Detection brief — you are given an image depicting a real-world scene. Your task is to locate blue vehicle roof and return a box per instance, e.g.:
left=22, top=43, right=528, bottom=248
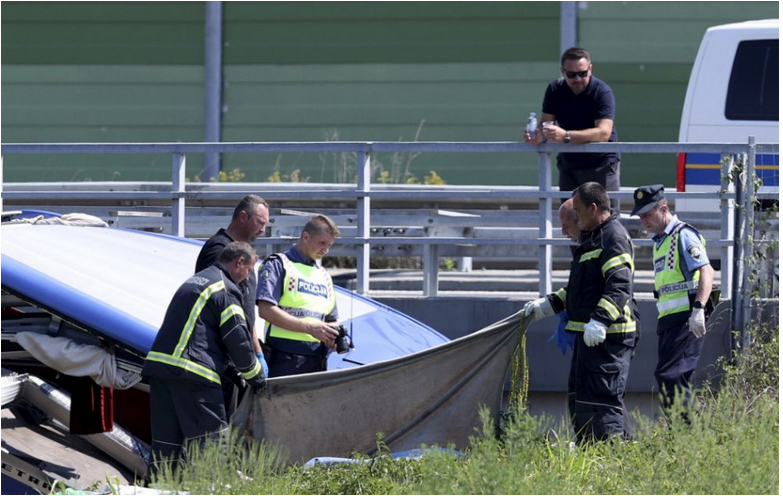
left=1, top=219, right=448, bottom=368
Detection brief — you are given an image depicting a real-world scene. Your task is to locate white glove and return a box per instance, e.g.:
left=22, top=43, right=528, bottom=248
left=583, top=319, right=607, bottom=347
left=689, top=307, right=707, bottom=338
left=523, top=297, right=555, bottom=322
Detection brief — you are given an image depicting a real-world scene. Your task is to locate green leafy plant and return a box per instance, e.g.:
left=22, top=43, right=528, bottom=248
left=218, top=168, right=246, bottom=183
left=724, top=153, right=779, bottom=299
left=440, top=258, right=456, bottom=271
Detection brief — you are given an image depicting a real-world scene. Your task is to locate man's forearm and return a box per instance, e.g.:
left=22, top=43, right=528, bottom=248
left=695, top=264, right=715, bottom=305
left=569, top=125, right=612, bottom=143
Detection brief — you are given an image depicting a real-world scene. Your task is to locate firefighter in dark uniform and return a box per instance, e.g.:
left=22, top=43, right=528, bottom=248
left=631, top=185, right=715, bottom=412
left=524, top=182, right=638, bottom=443
left=195, top=195, right=270, bottom=415
left=142, top=242, right=267, bottom=475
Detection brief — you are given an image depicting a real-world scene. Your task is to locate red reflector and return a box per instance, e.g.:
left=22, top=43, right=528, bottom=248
left=676, top=153, right=686, bottom=191
left=1, top=307, right=26, bottom=317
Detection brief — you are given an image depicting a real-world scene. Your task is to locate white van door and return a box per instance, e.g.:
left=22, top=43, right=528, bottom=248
left=677, top=20, right=779, bottom=212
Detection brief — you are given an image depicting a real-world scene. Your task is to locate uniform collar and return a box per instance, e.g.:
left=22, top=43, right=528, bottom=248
left=286, top=244, right=316, bottom=265
left=592, top=212, right=616, bottom=233
left=215, top=262, right=237, bottom=285
left=653, top=215, right=680, bottom=241
left=583, top=212, right=616, bottom=245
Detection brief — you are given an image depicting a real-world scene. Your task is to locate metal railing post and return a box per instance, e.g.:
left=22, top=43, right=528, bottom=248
left=731, top=152, right=747, bottom=344
left=741, top=137, right=757, bottom=338
left=423, top=229, right=439, bottom=297
left=538, top=151, right=553, bottom=295
left=356, top=149, right=371, bottom=294
left=560, top=2, right=578, bottom=52
left=719, top=153, right=735, bottom=299
left=203, top=1, right=223, bottom=181
left=172, top=153, right=186, bottom=237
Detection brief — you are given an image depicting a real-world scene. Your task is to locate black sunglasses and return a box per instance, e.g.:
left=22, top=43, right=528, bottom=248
left=563, top=70, right=589, bottom=79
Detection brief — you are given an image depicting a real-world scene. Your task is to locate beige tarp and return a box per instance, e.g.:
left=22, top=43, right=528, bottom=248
left=15, top=332, right=142, bottom=390
left=234, top=311, right=529, bottom=464
left=12, top=213, right=109, bottom=227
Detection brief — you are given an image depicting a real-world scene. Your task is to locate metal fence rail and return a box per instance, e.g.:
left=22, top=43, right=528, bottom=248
left=1, top=140, right=778, bottom=331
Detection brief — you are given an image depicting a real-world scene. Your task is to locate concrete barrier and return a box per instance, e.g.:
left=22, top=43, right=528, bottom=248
left=375, top=295, right=778, bottom=424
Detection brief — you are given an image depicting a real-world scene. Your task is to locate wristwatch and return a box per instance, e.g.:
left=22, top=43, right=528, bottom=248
left=563, top=131, right=571, bottom=144
left=693, top=300, right=704, bottom=310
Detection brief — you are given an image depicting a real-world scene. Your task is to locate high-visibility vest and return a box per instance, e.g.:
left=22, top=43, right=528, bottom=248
left=267, top=254, right=336, bottom=343
left=653, top=222, right=704, bottom=318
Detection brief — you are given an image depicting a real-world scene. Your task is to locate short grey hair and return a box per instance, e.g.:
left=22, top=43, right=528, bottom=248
left=219, top=241, right=256, bottom=265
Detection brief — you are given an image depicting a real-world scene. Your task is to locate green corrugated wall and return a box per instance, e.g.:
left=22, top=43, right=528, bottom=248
left=219, top=2, right=559, bottom=184
left=1, top=1, right=206, bottom=181
left=1, top=1, right=777, bottom=185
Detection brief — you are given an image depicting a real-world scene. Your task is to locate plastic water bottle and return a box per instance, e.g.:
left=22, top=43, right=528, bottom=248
left=526, top=112, right=538, bottom=140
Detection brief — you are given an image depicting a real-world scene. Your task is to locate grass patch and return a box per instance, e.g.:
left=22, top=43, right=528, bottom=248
left=148, top=327, right=779, bottom=495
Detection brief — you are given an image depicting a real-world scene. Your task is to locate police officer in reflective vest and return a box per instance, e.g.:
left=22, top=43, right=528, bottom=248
left=525, top=182, right=638, bottom=443
left=257, top=215, right=342, bottom=377
left=631, top=185, right=715, bottom=411
left=142, top=241, right=267, bottom=475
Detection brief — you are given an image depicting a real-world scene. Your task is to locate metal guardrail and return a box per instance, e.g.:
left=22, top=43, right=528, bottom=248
left=1, top=140, right=778, bottom=331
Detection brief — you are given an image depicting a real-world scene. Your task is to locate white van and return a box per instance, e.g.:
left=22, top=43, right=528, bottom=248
left=677, top=19, right=779, bottom=212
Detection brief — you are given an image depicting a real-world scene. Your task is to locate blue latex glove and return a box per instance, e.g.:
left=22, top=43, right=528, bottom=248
left=548, top=311, right=575, bottom=355
left=256, top=352, right=269, bottom=378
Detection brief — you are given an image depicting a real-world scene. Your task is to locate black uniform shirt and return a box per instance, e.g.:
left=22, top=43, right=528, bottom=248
left=196, top=228, right=257, bottom=331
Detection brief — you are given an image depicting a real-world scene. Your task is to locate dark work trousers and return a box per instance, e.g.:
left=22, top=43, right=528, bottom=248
left=268, top=348, right=326, bottom=378
left=558, top=161, right=621, bottom=214
left=655, top=314, right=705, bottom=410
left=148, top=377, right=228, bottom=477
left=567, top=335, right=633, bottom=444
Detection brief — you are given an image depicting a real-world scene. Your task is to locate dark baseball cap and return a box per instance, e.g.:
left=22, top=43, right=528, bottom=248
left=631, top=184, right=665, bottom=216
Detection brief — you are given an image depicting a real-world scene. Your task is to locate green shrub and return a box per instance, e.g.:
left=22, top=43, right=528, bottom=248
left=720, top=326, right=779, bottom=402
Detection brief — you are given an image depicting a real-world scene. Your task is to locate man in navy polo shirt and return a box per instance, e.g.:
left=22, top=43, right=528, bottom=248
left=525, top=47, right=621, bottom=213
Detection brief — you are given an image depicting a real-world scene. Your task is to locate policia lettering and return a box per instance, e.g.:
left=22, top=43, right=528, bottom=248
left=653, top=222, right=705, bottom=318
left=266, top=253, right=335, bottom=344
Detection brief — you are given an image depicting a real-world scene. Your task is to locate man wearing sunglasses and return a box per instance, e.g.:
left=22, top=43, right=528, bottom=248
left=525, top=47, right=620, bottom=213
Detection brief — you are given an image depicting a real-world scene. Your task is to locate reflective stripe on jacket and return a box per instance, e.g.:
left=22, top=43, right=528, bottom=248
left=142, top=264, right=264, bottom=387
left=548, top=214, right=637, bottom=340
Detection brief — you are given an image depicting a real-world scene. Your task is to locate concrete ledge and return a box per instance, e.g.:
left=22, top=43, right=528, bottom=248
left=373, top=296, right=778, bottom=395
left=374, top=295, right=777, bottom=423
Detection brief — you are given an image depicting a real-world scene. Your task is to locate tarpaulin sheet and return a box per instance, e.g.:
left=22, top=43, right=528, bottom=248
left=234, top=311, right=529, bottom=464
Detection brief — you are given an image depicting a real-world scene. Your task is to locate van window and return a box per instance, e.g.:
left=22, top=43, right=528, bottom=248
left=725, top=39, right=779, bottom=121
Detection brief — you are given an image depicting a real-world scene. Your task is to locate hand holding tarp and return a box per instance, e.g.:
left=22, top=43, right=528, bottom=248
left=523, top=298, right=554, bottom=322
